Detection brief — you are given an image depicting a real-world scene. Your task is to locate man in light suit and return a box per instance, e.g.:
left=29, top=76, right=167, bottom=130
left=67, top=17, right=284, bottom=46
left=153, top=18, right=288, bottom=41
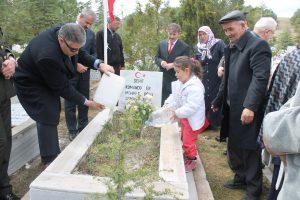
left=65, top=10, right=97, bottom=141
left=155, top=23, right=190, bottom=105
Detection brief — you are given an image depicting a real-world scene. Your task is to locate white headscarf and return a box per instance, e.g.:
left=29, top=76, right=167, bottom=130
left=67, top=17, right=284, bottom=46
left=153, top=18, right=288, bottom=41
left=197, top=26, right=220, bottom=61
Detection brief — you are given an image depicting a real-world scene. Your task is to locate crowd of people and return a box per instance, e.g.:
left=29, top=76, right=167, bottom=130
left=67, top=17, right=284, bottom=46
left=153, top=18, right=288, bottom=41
left=0, top=8, right=299, bottom=200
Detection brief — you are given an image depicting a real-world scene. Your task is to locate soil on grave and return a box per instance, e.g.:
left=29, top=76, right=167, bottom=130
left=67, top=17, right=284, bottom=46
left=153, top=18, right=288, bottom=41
left=197, top=130, right=271, bottom=200
left=75, top=112, right=160, bottom=180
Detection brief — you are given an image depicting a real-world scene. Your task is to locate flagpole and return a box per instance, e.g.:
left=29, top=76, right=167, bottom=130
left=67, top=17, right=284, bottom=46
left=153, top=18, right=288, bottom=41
left=103, top=0, right=108, bottom=64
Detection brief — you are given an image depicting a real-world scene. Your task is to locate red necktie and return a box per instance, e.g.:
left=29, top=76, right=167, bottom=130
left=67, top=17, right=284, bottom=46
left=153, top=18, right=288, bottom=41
left=168, top=42, right=174, bottom=54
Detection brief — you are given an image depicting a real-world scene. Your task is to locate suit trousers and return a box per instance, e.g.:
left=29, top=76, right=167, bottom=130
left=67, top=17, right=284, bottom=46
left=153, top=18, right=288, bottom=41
left=161, top=75, right=175, bottom=106
left=36, top=122, right=60, bottom=164
left=64, top=75, right=89, bottom=136
left=227, top=144, right=263, bottom=197
left=0, top=98, right=12, bottom=195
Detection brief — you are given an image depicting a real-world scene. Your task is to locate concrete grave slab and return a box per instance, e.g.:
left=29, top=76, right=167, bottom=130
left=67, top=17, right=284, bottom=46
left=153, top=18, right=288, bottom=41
left=29, top=109, right=194, bottom=199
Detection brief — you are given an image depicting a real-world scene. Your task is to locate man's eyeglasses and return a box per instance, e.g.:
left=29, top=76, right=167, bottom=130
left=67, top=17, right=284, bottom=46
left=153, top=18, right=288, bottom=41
left=63, top=38, right=80, bottom=52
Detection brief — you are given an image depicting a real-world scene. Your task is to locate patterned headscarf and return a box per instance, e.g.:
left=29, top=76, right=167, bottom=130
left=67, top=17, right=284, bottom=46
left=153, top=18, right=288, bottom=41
left=197, top=26, right=220, bottom=61
left=258, top=48, right=300, bottom=148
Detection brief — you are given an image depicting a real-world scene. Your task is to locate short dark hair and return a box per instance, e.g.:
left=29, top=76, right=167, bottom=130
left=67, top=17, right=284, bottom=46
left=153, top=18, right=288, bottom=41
left=108, top=16, right=121, bottom=23
left=168, top=23, right=181, bottom=33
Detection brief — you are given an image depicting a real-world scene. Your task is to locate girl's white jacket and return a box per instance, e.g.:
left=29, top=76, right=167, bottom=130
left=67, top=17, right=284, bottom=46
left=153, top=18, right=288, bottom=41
left=164, top=75, right=206, bottom=131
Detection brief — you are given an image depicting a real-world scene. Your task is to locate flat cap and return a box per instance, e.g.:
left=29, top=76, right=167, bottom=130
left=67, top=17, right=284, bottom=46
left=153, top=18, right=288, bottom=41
left=219, top=10, right=247, bottom=24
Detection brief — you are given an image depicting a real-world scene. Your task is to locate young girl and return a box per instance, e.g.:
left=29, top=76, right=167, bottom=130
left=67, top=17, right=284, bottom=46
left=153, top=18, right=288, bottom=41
left=164, top=56, right=209, bottom=172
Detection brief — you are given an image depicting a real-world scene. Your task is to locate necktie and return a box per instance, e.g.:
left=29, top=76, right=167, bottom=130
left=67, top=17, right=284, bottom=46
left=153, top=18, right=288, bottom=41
left=168, top=42, right=174, bottom=54
left=64, top=57, right=75, bottom=74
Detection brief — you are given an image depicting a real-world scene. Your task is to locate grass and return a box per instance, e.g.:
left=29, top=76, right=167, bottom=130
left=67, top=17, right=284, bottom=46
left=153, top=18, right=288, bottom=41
left=197, top=130, right=270, bottom=200
left=76, top=112, right=160, bottom=178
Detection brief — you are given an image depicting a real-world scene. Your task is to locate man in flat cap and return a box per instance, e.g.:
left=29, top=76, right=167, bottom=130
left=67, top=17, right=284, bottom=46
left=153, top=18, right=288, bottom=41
left=212, top=10, right=272, bottom=200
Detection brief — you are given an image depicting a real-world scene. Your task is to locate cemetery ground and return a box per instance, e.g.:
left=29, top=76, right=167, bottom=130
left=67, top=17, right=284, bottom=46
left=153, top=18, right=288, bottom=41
left=9, top=80, right=271, bottom=199
left=11, top=127, right=271, bottom=199
left=198, top=130, right=270, bottom=200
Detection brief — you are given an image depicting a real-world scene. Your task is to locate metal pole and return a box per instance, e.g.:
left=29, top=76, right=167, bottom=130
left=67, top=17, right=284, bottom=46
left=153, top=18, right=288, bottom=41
left=103, top=0, right=108, bottom=64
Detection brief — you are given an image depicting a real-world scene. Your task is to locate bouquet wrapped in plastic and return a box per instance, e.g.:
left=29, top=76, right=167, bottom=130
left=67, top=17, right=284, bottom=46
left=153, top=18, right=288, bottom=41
left=145, top=106, right=177, bottom=127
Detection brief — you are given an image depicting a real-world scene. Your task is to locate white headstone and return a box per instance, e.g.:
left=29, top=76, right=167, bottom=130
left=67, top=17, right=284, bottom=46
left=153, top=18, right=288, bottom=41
left=11, top=103, right=30, bottom=126
left=90, top=70, right=100, bottom=81
left=119, top=70, right=163, bottom=109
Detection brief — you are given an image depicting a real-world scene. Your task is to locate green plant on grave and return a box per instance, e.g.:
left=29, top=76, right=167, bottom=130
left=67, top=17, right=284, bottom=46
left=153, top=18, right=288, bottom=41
left=95, top=114, right=160, bottom=200
left=125, top=94, right=154, bottom=137
left=79, top=111, right=180, bottom=200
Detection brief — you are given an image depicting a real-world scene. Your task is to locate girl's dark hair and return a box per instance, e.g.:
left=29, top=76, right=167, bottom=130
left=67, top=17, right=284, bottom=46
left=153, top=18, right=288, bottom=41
left=173, top=56, right=203, bottom=79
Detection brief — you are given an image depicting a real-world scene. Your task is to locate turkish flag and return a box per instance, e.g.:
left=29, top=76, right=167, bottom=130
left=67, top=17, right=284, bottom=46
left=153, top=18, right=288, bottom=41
left=108, top=0, right=115, bottom=22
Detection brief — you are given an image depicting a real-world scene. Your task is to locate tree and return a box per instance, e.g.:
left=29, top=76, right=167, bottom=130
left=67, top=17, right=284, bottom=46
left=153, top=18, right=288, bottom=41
left=177, top=0, right=245, bottom=51
left=244, top=5, right=277, bottom=30
left=277, top=30, right=295, bottom=50
left=291, top=9, right=300, bottom=44
left=120, top=0, right=173, bottom=70
left=0, top=0, right=81, bottom=46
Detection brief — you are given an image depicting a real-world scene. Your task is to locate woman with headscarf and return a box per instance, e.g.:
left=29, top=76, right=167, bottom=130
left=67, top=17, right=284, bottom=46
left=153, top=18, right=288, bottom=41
left=195, top=26, right=225, bottom=129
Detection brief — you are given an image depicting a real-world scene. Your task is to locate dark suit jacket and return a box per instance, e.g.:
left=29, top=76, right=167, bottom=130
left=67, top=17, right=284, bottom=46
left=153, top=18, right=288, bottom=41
left=14, top=26, right=96, bottom=125
left=96, top=29, right=124, bottom=68
left=155, top=39, right=190, bottom=104
left=212, top=30, right=271, bottom=150
left=0, top=41, right=15, bottom=102
left=78, top=28, right=96, bottom=80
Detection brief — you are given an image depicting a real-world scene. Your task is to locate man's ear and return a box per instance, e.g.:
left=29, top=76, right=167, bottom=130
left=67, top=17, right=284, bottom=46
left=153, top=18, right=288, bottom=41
left=58, top=36, right=64, bottom=45
left=241, top=21, right=248, bottom=29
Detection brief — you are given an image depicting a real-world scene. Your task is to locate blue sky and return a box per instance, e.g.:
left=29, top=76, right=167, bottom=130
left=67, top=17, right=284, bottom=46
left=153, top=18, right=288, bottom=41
left=81, top=0, right=300, bottom=18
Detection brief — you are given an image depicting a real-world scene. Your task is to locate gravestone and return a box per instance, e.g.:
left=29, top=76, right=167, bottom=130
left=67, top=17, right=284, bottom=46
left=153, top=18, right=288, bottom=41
left=11, top=103, right=30, bottom=127
left=9, top=103, right=39, bottom=175
left=90, top=69, right=100, bottom=81
left=119, top=70, right=163, bottom=109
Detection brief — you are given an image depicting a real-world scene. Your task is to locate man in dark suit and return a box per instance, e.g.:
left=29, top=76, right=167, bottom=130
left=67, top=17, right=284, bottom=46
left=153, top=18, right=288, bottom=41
left=0, top=29, right=19, bottom=200
left=14, top=23, right=114, bottom=166
left=96, top=16, right=125, bottom=75
left=65, top=10, right=97, bottom=141
left=155, top=23, right=190, bottom=105
left=212, top=11, right=272, bottom=200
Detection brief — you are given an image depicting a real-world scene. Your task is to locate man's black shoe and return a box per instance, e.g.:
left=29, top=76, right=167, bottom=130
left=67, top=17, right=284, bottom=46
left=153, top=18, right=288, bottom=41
left=69, top=133, right=77, bottom=141
left=224, top=180, right=246, bottom=189
left=241, top=193, right=260, bottom=200
left=0, top=192, right=20, bottom=200
left=215, top=136, right=226, bottom=143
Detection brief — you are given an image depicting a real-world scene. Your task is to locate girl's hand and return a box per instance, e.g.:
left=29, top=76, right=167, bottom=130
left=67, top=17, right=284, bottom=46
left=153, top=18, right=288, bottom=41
left=170, top=110, right=178, bottom=122
left=211, top=104, right=218, bottom=112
